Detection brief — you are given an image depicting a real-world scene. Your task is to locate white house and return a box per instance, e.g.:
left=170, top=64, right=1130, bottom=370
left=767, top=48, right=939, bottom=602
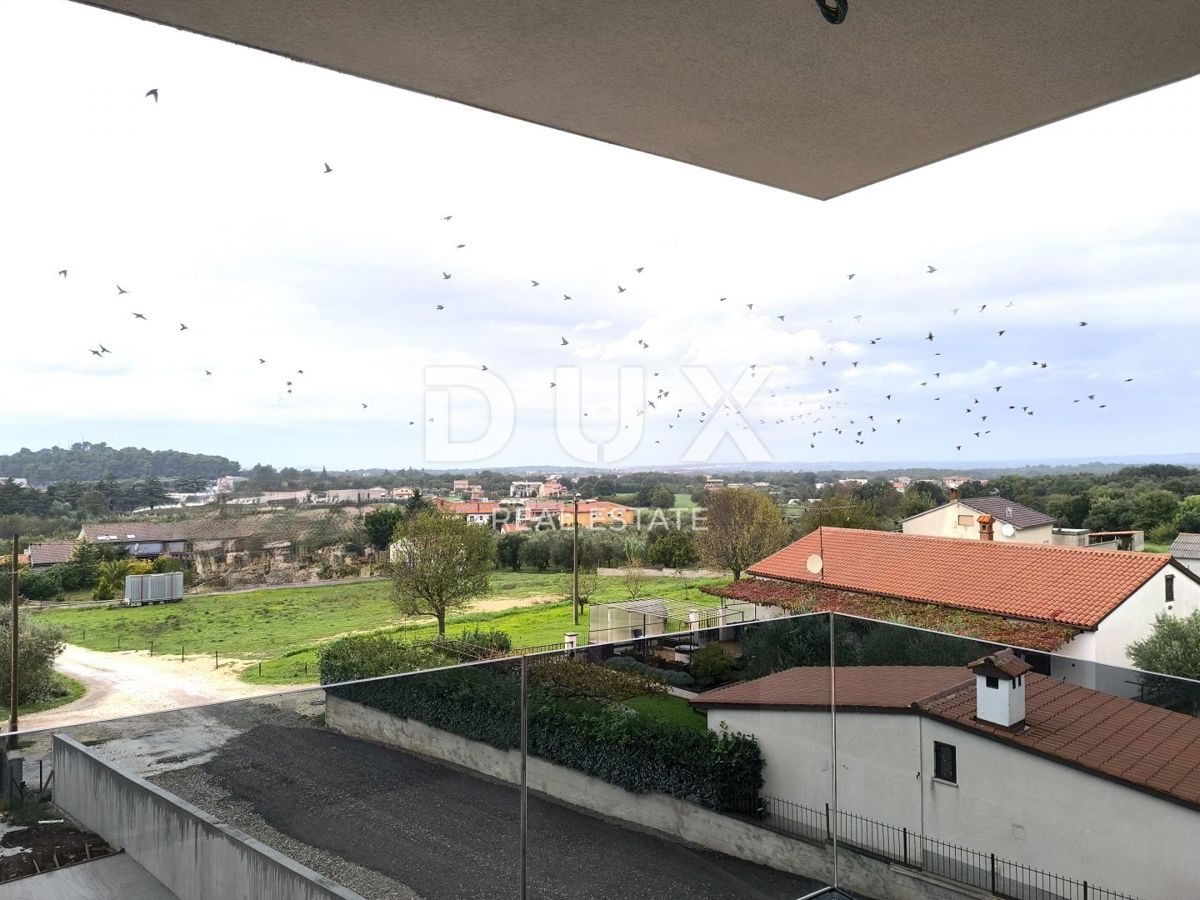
left=742, top=527, right=1200, bottom=694
left=693, top=653, right=1200, bottom=900
left=1170, top=533, right=1200, bottom=575
left=902, top=494, right=1055, bottom=544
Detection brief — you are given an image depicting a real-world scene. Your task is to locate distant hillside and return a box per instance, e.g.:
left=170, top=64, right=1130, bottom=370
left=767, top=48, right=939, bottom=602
left=0, top=442, right=240, bottom=484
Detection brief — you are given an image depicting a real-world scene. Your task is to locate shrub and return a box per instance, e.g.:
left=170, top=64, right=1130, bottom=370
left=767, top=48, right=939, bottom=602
left=530, top=658, right=665, bottom=701
left=0, top=611, right=66, bottom=706
left=331, top=662, right=762, bottom=812
left=152, top=556, right=184, bottom=574
left=689, top=643, right=735, bottom=690
left=605, top=655, right=695, bottom=688
left=318, top=634, right=449, bottom=684
left=454, top=626, right=513, bottom=654
left=17, top=567, right=63, bottom=601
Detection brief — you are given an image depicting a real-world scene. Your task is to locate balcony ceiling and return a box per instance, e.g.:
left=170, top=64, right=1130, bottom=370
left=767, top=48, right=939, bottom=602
left=73, top=1, right=1200, bottom=199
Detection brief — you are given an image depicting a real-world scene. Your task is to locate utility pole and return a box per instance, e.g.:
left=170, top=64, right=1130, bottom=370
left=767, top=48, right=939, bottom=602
left=8, top=533, right=19, bottom=747
left=571, top=494, right=580, bottom=627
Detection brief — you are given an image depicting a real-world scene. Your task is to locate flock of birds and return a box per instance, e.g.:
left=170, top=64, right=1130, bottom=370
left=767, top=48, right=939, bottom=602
left=68, top=87, right=1137, bottom=456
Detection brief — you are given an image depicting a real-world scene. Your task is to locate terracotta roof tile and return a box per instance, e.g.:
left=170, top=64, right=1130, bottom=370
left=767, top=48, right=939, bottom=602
left=27, top=540, right=77, bottom=566
left=919, top=673, right=1200, bottom=810
left=692, top=666, right=969, bottom=711
left=747, top=528, right=1173, bottom=629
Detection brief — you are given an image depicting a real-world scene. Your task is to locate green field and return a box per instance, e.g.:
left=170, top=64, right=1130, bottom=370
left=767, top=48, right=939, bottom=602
left=1, top=674, right=86, bottom=718
left=36, top=572, right=725, bottom=685
left=622, top=693, right=707, bottom=733
left=672, top=493, right=697, bottom=510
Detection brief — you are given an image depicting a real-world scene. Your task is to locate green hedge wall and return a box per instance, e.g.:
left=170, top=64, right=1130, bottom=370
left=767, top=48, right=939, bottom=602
left=330, top=661, right=762, bottom=812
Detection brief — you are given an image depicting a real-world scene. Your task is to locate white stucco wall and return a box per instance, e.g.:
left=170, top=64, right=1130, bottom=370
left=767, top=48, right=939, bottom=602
left=707, top=706, right=1200, bottom=900
left=1054, top=565, right=1200, bottom=690
left=900, top=502, right=1051, bottom=544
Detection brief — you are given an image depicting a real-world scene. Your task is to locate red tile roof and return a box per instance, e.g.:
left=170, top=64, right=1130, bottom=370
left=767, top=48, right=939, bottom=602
left=747, top=528, right=1175, bottom=630
left=695, top=664, right=1200, bottom=809
left=692, top=666, right=967, bottom=711
left=920, top=673, right=1200, bottom=809
left=27, top=540, right=77, bottom=566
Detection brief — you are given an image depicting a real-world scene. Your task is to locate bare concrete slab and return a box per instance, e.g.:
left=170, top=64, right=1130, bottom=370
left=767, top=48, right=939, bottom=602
left=0, top=854, right=176, bottom=900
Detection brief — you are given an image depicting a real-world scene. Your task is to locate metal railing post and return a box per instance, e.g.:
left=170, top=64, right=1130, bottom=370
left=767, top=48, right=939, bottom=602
left=903, top=827, right=908, bottom=867
left=990, top=853, right=997, bottom=893
left=519, top=656, right=528, bottom=900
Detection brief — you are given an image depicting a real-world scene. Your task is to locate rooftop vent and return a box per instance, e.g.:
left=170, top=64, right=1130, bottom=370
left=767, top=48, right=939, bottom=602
left=968, top=649, right=1032, bottom=729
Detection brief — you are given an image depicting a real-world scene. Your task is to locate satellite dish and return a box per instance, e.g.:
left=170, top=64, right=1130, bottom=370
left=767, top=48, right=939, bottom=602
left=806, top=554, right=824, bottom=575
left=1001, top=523, right=1016, bottom=538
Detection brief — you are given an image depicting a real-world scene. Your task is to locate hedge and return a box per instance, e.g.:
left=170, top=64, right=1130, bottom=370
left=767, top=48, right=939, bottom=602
left=331, top=660, right=761, bottom=811
left=318, top=634, right=451, bottom=684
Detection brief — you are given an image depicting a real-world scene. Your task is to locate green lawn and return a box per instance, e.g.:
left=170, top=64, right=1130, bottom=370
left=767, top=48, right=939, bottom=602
left=35, top=572, right=726, bottom=686
left=0, top=673, right=86, bottom=718
left=672, top=493, right=697, bottom=510
left=1143, top=542, right=1172, bottom=553
left=623, top=693, right=708, bottom=733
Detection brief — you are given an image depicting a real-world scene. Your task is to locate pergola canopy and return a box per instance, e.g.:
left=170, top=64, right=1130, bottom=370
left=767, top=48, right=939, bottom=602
left=74, top=1, right=1200, bottom=198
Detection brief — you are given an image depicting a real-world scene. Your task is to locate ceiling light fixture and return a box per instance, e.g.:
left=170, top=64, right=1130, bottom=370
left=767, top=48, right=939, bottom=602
left=815, top=0, right=848, bottom=25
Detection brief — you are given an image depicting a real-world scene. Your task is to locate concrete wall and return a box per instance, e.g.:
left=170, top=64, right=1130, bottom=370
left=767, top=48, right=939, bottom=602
left=325, top=694, right=991, bottom=900
left=52, top=735, right=365, bottom=900
left=901, top=502, right=1051, bottom=544
left=706, top=706, right=1199, bottom=900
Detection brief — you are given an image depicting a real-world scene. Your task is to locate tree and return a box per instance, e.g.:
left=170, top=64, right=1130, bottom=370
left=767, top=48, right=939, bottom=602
left=1132, top=489, right=1180, bottom=533
left=390, top=511, right=495, bottom=636
left=496, top=532, right=528, bottom=571
left=79, top=488, right=109, bottom=518
left=518, top=533, right=553, bottom=572
left=0, top=610, right=67, bottom=707
left=696, top=489, right=789, bottom=580
left=1177, top=496, right=1200, bottom=535
left=623, top=550, right=648, bottom=600
left=94, top=558, right=132, bottom=601
left=1128, top=611, right=1200, bottom=681
left=405, top=489, right=433, bottom=517
left=364, top=505, right=406, bottom=551
left=650, top=486, right=675, bottom=509
left=646, top=528, right=699, bottom=569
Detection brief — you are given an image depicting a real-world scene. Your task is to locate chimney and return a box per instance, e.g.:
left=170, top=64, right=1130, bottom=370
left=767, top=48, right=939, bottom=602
left=977, top=513, right=994, bottom=541
left=968, top=650, right=1032, bottom=729
left=949, top=486, right=959, bottom=503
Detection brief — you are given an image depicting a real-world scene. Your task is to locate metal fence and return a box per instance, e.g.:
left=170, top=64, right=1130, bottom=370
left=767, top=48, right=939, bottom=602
left=751, top=795, right=1140, bottom=900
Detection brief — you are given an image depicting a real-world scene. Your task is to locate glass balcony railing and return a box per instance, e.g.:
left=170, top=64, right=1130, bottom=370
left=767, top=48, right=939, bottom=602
left=2, top=613, right=1195, bottom=899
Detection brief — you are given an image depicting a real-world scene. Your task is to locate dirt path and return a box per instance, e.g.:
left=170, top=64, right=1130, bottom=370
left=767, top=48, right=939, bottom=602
left=20, top=644, right=293, bottom=732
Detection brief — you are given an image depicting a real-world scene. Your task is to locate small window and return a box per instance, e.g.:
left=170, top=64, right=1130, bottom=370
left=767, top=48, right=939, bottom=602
left=934, top=742, right=957, bottom=783
left=1013, top=676, right=1022, bottom=688
left=957, top=514, right=975, bottom=526
left=985, top=675, right=999, bottom=689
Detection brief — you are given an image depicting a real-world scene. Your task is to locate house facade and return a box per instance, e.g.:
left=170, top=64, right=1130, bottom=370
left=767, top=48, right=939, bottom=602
left=693, top=657, right=1200, bottom=900
left=902, top=495, right=1055, bottom=545
left=560, top=500, right=636, bottom=529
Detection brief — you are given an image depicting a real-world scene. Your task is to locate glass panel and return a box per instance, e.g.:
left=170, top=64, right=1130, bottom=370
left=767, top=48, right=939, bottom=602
left=829, top=613, right=1200, bottom=900
left=522, top=613, right=837, bottom=898
left=3, top=657, right=522, bottom=900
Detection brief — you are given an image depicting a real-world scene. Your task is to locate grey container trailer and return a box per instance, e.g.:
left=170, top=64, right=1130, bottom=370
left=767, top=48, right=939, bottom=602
left=122, top=572, right=184, bottom=606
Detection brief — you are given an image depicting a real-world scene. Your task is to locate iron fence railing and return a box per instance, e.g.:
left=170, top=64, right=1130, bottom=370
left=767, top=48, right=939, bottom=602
left=750, top=794, right=1140, bottom=900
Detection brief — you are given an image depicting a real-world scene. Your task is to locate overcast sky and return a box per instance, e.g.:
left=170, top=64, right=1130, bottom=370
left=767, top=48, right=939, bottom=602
left=2, top=1, right=1198, bottom=473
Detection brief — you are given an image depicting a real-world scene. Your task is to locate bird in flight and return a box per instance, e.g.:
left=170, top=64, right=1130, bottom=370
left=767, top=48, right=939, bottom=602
left=925, top=332, right=934, bottom=341
left=117, top=284, right=129, bottom=294
left=456, top=244, right=466, bottom=249
left=617, top=285, right=626, bottom=293
left=297, top=369, right=304, bottom=374
left=132, top=312, right=147, bottom=320
left=258, top=358, right=266, bottom=365
left=635, top=267, right=644, bottom=274
left=145, top=88, right=158, bottom=102
left=562, top=293, right=572, bottom=301
left=481, top=365, right=488, bottom=371
left=58, top=269, right=67, bottom=278
left=99, top=344, right=110, bottom=354
left=361, top=403, right=368, bottom=409
left=435, top=304, right=444, bottom=310
left=549, top=381, right=557, bottom=388
left=531, top=280, right=540, bottom=287
left=89, top=348, right=103, bottom=357
left=1079, top=321, right=1089, bottom=326
left=746, top=303, right=754, bottom=311
left=179, top=323, right=188, bottom=331
left=847, top=274, right=855, bottom=280
left=443, top=215, right=453, bottom=221
left=323, top=163, right=332, bottom=174
left=777, top=315, right=785, bottom=322
left=205, top=370, right=212, bottom=376
left=560, top=337, right=569, bottom=346
left=442, top=272, right=451, bottom=280
left=927, top=265, right=937, bottom=274
left=950, top=308, right=959, bottom=315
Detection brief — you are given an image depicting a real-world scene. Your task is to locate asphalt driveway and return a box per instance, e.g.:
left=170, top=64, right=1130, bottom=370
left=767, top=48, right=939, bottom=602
left=201, top=724, right=829, bottom=900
